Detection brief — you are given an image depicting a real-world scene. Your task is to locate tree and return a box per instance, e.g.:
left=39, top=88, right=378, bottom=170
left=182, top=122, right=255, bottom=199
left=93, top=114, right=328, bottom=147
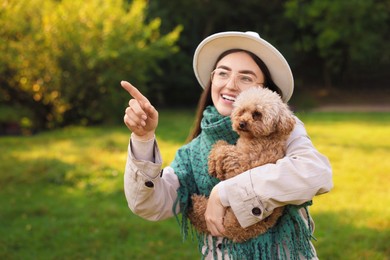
left=284, top=0, right=390, bottom=87
left=0, top=0, right=182, bottom=130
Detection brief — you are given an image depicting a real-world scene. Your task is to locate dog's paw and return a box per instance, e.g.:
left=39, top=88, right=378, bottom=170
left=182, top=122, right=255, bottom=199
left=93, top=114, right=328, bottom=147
left=208, top=140, right=230, bottom=179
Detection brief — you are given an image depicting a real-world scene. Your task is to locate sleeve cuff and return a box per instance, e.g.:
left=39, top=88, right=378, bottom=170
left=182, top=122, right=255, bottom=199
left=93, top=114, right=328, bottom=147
left=216, top=182, right=229, bottom=207
left=130, top=133, right=156, bottom=162
left=223, top=169, right=271, bottom=228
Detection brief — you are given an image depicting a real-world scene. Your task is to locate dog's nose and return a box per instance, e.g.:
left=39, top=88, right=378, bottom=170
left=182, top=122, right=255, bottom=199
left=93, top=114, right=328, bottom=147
left=239, top=121, right=247, bottom=129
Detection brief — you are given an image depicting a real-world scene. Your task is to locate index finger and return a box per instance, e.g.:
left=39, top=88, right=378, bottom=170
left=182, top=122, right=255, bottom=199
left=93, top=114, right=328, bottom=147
left=121, top=80, right=149, bottom=104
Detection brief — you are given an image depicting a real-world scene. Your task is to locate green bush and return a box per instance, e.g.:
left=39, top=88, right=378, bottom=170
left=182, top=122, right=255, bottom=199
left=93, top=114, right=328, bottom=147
left=0, top=105, right=34, bottom=135
left=0, top=0, right=182, bottom=130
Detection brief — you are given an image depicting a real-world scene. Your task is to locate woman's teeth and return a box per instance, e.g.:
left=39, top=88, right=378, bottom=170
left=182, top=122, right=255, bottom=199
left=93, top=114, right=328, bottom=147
left=222, top=94, right=236, bottom=102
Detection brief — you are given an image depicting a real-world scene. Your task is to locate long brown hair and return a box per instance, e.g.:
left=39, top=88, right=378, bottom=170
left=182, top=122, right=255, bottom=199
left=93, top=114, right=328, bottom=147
left=186, top=49, right=282, bottom=142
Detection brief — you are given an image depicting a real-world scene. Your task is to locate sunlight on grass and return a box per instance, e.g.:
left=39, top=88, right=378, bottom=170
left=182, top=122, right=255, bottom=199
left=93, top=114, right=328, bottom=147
left=305, top=116, right=390, bottom=218
left=1, top=111, right=389, bottom=259
left=297, top=112, right=390, bottom=259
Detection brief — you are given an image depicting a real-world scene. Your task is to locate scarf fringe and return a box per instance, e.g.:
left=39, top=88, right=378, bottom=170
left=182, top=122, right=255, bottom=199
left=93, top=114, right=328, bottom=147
left=193, top=204, right=315, bottom=260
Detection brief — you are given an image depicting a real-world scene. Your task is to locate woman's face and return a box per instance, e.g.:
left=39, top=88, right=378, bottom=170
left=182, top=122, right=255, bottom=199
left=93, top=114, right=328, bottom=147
left=211, top=51, right=265, bottom=116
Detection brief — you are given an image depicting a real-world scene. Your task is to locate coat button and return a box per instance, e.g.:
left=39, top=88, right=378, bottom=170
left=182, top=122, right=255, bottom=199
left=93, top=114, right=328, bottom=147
left=145, top=181, right=154, bottom=188
left=252, top=207, right=262, bottom=216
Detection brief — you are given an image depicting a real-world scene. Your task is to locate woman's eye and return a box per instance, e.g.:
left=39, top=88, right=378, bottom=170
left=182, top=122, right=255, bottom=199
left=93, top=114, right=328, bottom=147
left=217, top=71, right=229, bottom=78
left=240, top=75, right=254, bottom=83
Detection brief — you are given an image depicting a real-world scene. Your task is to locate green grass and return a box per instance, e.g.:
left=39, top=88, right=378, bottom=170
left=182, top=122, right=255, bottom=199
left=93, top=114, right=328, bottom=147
left=0, top=110, right=389, bottom=260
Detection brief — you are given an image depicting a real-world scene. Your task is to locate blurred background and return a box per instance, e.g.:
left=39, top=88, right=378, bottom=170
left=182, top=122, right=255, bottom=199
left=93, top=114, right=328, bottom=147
left=1, top=0, right=389, bottom=259
left=1, top=0, right=389, bottom=134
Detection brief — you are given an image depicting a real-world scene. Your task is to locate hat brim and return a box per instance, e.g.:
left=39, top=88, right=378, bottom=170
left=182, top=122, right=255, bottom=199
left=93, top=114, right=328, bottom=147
left=193, top=31, right=293, bottom=102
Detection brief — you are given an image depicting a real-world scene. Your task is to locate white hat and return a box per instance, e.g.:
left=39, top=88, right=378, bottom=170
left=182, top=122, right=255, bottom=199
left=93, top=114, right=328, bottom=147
left=193, top=31, right=294, bottom=102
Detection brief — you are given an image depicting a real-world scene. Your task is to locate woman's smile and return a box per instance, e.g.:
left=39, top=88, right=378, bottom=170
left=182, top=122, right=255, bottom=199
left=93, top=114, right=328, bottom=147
left=221, top=93, right=237, bottom=103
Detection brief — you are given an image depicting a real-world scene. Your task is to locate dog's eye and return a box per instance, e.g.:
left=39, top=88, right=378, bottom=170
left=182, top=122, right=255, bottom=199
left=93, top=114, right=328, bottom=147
left=252, top=111, right=262, bottom=120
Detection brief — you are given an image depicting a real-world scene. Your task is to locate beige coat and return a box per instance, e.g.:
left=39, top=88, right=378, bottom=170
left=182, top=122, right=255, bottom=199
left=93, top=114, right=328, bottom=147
left=124, top=117, right=332, bottom=259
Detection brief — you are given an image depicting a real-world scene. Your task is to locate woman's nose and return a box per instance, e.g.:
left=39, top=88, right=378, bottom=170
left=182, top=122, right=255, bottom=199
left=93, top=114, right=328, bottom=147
left=225, top=77, right=239, bottom=90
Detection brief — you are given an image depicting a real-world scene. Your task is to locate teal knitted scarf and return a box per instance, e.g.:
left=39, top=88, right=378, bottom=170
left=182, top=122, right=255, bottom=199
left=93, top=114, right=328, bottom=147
left=172, top=106, right=315, bottom=260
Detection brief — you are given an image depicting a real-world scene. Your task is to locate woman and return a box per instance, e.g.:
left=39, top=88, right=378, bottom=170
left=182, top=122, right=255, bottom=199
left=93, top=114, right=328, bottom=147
left=121, top=31, right=333, bottom=259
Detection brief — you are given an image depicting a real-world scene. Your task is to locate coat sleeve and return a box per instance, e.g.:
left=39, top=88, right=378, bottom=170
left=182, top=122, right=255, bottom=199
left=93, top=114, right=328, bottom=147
left=217, top=117, right=333, bottom=228
left=124, top=135, right=180, bottom=221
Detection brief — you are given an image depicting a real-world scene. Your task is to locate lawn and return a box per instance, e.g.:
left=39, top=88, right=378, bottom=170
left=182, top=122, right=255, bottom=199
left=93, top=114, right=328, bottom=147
left=0, top=110, right=389, bottom=260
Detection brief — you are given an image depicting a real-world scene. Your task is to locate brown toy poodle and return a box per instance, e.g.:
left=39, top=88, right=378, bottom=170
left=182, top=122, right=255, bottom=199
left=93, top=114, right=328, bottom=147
left=189, top=87, right=296, bottom=243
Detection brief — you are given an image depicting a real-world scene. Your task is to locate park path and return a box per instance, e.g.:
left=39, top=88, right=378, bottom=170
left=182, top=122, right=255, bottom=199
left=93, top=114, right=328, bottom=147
left=313, top=104, right=390, bottom=112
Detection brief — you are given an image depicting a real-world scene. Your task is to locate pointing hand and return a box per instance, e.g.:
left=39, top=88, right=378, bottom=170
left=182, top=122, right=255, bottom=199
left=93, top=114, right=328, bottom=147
left=121, top=81, right=159, bottom=140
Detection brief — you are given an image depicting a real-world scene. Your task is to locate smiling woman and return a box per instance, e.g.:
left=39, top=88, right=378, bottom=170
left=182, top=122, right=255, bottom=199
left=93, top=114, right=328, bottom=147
left=122, top=31, right=332, bottom=260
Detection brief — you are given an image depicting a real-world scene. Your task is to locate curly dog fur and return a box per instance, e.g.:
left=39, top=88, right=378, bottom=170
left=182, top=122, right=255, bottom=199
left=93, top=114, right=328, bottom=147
left=189, top=87, right=296, bottom=243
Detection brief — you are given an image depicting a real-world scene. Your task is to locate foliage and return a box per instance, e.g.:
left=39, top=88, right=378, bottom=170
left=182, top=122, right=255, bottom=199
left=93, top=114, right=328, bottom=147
left=0, top=110, right=389, bottom=259
left=0, top=105, right=34, bottom=135
left=284, top=0, right=390, bottom=86
left=0, top=0, right=182, bottom=130
left=148, top=0, right=390, bottom=94
left=1, top=0, right=390, bottom=131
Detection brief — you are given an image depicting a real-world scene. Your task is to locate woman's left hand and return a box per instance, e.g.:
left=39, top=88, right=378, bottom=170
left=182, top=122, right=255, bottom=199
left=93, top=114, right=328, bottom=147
left=205, top=186, right=226, bottom=237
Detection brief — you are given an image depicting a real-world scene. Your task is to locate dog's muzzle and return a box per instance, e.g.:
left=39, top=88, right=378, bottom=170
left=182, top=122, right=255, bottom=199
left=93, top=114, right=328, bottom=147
left=239, top=121, right=247, bottom=130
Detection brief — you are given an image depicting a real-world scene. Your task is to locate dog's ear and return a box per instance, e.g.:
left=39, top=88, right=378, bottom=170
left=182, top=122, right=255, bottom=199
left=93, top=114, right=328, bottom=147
left=277, top=106, right=295, bottom=135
